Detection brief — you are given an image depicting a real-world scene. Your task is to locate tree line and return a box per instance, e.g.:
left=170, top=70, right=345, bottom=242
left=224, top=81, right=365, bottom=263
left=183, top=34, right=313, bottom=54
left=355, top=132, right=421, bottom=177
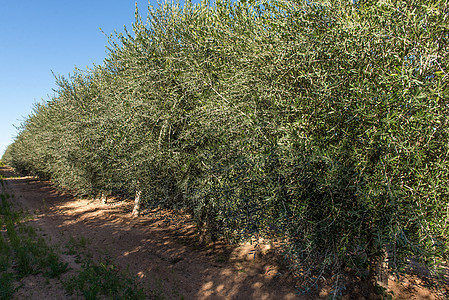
left=3, top=0, right=448, bottom=294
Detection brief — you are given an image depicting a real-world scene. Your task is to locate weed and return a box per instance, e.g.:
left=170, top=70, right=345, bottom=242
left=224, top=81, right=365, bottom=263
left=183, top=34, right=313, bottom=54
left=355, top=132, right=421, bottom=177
left=14, top=243, right=37, bottom=277
left=64, top=236, right=90, bottom=263
left=18, top=223, right=37, bottom=237
left=66, top=236, right=88, bottom=251
left=0, top=272, right=19, bottom=300
left=65, top=257, right=145, bottom=299
left=0, top=191, right=69, bottom=299
left=0, top=230, right=10, bottom=272
left=64, top=239, right=77, bottom=256
left=10, top=231, right=68, bottom=279
left=43, top=252, right=69, bottom=278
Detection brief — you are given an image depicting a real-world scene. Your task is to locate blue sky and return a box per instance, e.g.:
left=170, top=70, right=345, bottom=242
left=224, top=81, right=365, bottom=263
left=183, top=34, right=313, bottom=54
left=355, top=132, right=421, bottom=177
left=0, top=0, right=174, bottom=157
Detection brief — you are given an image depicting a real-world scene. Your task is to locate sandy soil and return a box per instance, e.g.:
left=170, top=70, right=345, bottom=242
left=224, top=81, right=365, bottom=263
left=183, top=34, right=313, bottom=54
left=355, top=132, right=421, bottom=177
left=1, top=165, right=447, bottom=299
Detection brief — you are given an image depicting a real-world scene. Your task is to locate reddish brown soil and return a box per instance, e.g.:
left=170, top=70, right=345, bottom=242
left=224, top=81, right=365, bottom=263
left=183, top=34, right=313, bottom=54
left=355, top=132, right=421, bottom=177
left=1, top=165, right=447, bottom=299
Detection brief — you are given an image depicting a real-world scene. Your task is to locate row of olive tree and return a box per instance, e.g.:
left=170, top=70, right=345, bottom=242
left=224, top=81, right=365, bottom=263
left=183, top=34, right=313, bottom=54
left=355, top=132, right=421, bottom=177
left=3, top=0, right=448, bottom=294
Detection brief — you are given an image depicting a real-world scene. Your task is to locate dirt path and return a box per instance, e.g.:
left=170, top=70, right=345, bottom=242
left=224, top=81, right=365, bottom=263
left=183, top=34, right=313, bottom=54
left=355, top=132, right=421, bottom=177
left=1, top=165, right=302, bottom=300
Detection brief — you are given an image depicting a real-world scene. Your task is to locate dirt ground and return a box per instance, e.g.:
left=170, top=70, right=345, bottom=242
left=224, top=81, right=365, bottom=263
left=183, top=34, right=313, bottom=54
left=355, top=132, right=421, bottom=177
left=1, top=165, right=447, bottom=299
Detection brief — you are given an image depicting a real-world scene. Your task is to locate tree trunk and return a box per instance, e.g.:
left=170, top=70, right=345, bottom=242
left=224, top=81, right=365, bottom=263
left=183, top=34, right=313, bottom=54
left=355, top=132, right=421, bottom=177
left=371, top=247, right=389, bottom=290
left=132, top=190, right=142, bottom=217
left=100, top=193, right=107, bottom=204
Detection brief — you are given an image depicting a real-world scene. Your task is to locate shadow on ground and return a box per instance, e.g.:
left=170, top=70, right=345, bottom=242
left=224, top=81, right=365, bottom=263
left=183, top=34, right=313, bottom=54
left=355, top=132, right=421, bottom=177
left=0, top=165, right=303, bottom=300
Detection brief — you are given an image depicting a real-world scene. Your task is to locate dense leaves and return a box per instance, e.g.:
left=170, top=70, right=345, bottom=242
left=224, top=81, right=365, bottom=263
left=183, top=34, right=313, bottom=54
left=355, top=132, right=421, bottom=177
left=3, top=0, right=448, bottom=293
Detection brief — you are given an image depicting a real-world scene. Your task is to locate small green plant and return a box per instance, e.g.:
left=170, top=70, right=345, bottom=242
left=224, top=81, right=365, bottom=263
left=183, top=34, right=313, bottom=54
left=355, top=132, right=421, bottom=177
left=64, top=237, right=78, bottom=256
left=0, top=190, right=69, bottom=300
left=65, top=257, right=145, bottom=300
left=66, top=236, right=88, bottom=250
left=0, top=222, right=10, bottom=272
left=64, top=236, right=90, bottom=263
left=10, top=229, right=68, bottom=279
left=0, top=272, right=19, bottom=300
left=43, top=252, right=69, bottom=278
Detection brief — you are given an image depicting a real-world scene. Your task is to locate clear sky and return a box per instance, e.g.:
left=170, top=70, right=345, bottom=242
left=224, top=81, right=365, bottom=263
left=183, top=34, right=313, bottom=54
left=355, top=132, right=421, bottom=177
left=0, top=0, right=179, bottom=157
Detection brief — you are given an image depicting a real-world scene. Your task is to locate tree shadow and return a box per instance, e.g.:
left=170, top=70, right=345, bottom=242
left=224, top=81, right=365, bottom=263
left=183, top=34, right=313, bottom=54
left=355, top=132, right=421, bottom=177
left=0, top=167, right=307, bottom=299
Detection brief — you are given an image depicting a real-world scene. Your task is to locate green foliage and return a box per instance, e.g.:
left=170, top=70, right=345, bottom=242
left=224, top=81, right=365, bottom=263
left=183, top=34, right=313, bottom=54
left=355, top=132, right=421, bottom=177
left=0, top=220, right=10, bottom=272
left=64, top=257, right=145, bottom=300
left=0, top=190, right=70, bottom=299
left=63, top=236, right=145, bottom=299
left=43, top=252, right=70, bottom=279
left=0, top=272, right=18, bottom=300
left=2, top=0, right=448, bottom=293
left=0, top=193, right=68, bottom=283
